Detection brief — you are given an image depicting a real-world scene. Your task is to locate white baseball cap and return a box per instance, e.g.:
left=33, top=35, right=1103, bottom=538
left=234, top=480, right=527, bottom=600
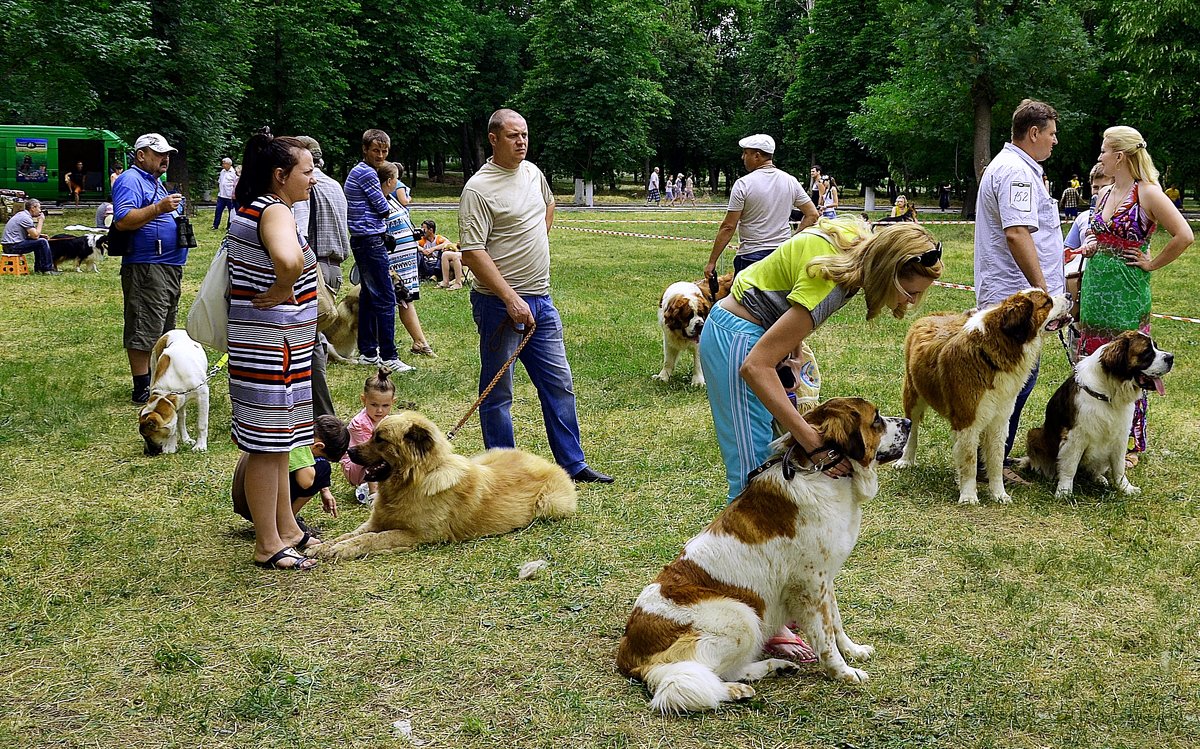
left=133, top=133, right=177, bottom=153
left=738, top=134, right=775, bottom=154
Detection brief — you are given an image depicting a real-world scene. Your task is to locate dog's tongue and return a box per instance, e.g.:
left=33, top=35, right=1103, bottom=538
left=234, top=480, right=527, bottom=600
left=1153, top=377, right=1165, bottom=396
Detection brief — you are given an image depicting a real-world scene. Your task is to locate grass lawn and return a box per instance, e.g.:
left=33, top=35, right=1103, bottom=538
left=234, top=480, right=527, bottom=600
left=1, top=208, right=1198, bottom=748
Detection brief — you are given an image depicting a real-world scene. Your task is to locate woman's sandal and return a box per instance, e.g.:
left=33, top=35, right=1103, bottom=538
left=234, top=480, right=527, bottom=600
left=254, top=547, right=318, bottom=571
left=1125, top=452, right=1140, bottom=470
left=295, top=531, right=322, bottom=551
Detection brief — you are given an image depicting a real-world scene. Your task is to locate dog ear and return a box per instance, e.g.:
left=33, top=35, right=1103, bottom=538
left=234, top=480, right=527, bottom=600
left=999, top=296, right=1034, bottom=342
left=1099, top=333, right=1132, bottom=379
left=404, top=423, right=437, bottom=456
left=808, top=402, right=867, bottom=464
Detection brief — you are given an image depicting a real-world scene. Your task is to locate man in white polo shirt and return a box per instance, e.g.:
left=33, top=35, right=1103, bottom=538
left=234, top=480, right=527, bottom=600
left=974, top=98, right=1064, bottom=476
left=705, top=134, right=818, bottom=281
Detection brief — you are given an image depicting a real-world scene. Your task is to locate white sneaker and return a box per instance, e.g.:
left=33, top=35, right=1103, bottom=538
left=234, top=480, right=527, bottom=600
left=381, top=358, right=415, bottom=373
left=357, top=353, right=382, bottom=367
left=355, top=483, right=371, bottom=505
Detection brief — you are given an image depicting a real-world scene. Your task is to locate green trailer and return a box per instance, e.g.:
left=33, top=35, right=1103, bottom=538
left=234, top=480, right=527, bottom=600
left=0, top=125, right=130, bottom=203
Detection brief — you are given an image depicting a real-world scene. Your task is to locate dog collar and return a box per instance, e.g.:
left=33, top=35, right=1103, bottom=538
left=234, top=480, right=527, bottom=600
left=745, top=443, right=844, bottom=483
left=1076, top=378, right=1110, bottom=402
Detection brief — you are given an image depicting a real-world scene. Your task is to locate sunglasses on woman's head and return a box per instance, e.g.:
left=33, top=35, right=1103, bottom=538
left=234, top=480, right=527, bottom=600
left=916, top=243, right=942, bottom=266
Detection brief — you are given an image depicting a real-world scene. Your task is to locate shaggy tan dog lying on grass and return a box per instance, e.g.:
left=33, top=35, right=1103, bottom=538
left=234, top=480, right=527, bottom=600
left=310, top=411, right=578, bottom=561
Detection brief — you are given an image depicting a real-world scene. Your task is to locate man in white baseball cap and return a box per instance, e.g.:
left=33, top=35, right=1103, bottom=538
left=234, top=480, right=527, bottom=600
left=705, top=133, right=818, bottom=280
left=112, top=132, right=187, bottom=403
left=133, top=132, right=178, bottom=153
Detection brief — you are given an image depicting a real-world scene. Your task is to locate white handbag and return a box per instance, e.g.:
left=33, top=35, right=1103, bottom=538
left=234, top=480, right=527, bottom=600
left=186, top=240, right=230, bottom=352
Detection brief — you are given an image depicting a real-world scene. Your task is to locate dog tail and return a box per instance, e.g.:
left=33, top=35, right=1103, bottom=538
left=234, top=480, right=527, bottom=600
left=643, top=661, right=727, bottom=714
left=534, top=480, right=579, bottom=519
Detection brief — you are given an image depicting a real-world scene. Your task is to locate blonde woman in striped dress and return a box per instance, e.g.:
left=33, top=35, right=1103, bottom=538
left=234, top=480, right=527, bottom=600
left=228, top=128, right=321, bottom=570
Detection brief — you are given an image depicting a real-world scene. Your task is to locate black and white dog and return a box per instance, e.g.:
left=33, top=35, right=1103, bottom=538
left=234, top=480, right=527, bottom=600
left=1020, top=331, right=1173, bottom=498
left=49, top=233, right=108, bottom=273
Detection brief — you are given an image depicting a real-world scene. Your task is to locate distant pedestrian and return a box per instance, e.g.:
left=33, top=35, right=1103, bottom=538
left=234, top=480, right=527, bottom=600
left=647, top=167, right=661, bottom=205
left=213, top=157, right=238, bottom=230
left=820, top=175, right=839, bottom=219
left=683, top=173, right=698, bottom=206
left=938, top=183, right=951, bottom=212
left=1060, top=182, right=1081, bottom=219
left=65, top=161, right=86, bottom=207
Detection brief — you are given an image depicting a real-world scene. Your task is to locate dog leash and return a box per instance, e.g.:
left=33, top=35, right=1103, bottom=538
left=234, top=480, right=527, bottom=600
left=446, top=319, right=536, bottom=441
left=153, top=353, right=229, bottom=397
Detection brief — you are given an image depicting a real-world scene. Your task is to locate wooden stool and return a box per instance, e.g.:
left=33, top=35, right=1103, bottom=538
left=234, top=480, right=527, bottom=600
left=0, top=254, right=29, bottom=276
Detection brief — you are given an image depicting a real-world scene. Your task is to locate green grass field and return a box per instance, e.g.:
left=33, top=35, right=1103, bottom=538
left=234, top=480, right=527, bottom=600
left=1, top=208, right=1198, bottom=748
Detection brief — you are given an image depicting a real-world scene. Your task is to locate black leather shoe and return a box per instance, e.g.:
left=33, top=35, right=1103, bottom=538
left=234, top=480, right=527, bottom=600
left=572, top=467, right=614, bottom=484
left=132, top=386, right=150, bottom=405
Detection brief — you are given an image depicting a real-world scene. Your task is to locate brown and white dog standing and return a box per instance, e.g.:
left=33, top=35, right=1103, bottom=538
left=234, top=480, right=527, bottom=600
left=895, top=288, right=1071, bottom=504
left=1019, top=330, right=1173, bottom=498
left=654, top=273, right=732, bottom=386
left=617, top=398, right=910, bottom=714
left=138, top=329, right=210, bottom=455
left=312, top=411, right=577, bottom=561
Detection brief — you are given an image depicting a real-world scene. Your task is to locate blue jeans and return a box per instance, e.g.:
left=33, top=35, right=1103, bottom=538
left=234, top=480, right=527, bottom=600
left=470, top=291, right=586, bottom=475
left=3, top=238, right=53, bottom=272
left=213, top=196, right=236, bottom=229
left=351, top=234, right=397, bottom=360
left=733, top=248, right=774, bottom=276
left=1006, top=361, right=1039, bottom=458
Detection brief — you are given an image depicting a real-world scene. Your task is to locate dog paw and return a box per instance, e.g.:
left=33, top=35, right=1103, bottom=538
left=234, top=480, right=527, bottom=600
left=725, top=683, right=756, bottom=702
left=840, top=642, right=874, bottom=661
left=652, top=371, right=670, bottom=382
left=182, top=436, right=195, bottom=447
left=828, top=666, right=869, bottom=684
left=1119, top=482, right=1141, bottom=496
left=892, top=458, right=913, bottom=470
left=193, top=440, right=207, bottom=452
left=994, top=491, right=1013, bottom=504
left=957, top=492, right=980, bottom=505
left=1096, top=475, right=1110, bottom=488
left=764, top=658, right=800, bottom=676
left=1054, top=487, right=1073, bottom=500
left=689, top=376, right=705, bottom=387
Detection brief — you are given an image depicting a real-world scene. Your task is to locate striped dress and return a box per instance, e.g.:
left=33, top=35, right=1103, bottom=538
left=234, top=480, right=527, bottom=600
left=226, top=195, right=319, bottom=453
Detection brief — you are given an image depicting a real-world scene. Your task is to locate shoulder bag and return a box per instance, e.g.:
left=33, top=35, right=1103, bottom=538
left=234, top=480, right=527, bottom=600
left=186, top=239, right=230, bottom=351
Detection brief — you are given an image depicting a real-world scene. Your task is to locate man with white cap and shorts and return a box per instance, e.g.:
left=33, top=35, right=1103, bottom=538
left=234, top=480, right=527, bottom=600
left=112, top=132, right=187, bottom=404
left=704, top=134, right=819, bottom=281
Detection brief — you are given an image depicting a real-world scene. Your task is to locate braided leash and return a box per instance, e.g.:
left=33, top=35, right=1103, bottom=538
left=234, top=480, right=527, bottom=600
left=446, top=319, right=536, bottom=441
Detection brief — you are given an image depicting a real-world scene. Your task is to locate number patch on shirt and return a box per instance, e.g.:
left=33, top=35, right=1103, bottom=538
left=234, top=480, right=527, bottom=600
left=1009, top=182, right=1033, bottom=213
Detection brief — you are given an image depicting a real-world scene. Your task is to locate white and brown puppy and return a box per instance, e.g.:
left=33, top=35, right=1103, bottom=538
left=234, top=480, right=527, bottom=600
left=138, top=329, right=210, bottom=455
left=617, top=398, right=910, bottom=714
left=895, top=288, right=1071, bottom=504
left=49, top=232, right=108, bottom=273
left=322, top=282, right=361, bottom=363
left=1020, top=330, right=1173, bottom=498
left=312, top=411, right=577, bottom=561
left=654, top=272, right=733, bottom=386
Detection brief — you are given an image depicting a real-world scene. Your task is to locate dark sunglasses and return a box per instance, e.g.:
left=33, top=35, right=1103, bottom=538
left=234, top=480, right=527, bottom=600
left=916, top=242, right=942, bottom=266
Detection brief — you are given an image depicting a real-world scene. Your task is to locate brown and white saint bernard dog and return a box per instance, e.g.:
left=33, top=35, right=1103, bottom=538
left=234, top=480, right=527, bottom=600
left=654, top=273, right=733, bottom=386
left=617, top=398, right=910, bottom=714
left=895, top=288, right=1072, bottom=504
left=1019, top=330, right=1173, bottom=498
left=138, top=329, right=210, bottom=456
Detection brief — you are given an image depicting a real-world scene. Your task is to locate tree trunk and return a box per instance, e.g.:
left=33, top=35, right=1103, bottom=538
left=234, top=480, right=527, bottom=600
left=972, top=94, right=992, bottom=183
